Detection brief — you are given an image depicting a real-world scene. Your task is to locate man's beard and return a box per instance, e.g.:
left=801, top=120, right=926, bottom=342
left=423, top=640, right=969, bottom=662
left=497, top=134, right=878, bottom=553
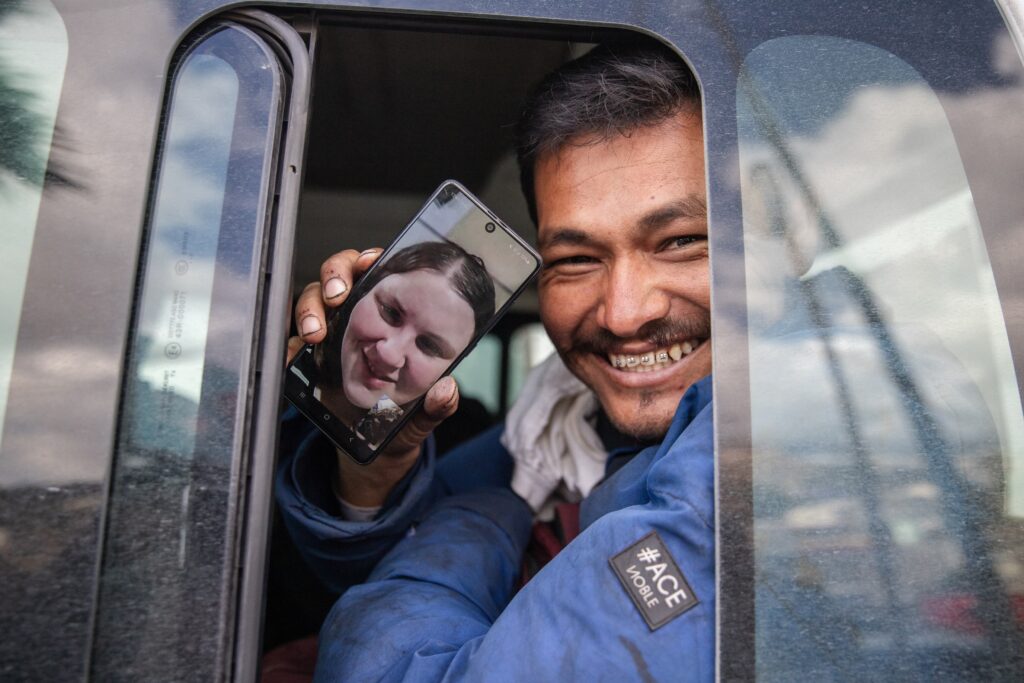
left=569, top=312, right=711, bottom=358
left=564, top=311, right=712, bottom=442
left=611, top=390, right=675, bottom=442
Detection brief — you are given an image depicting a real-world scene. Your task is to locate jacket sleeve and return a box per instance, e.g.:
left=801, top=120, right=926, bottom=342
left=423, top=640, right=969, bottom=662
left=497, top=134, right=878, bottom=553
left=313, top=406, right=716, bottom=683
left=274, top=406, right=443, bottom=594
left=313, top=489, right=533, bottom=683
left=274, top=413, right=514, bottom=596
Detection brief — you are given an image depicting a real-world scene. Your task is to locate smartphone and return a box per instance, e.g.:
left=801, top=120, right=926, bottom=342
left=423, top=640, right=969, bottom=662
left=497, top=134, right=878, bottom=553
left=284, top=180, right=542, bottom=464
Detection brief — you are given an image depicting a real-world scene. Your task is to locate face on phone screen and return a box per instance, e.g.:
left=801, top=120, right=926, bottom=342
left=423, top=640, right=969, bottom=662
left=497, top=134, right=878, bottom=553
left=285, top=181, right=540, bottom=463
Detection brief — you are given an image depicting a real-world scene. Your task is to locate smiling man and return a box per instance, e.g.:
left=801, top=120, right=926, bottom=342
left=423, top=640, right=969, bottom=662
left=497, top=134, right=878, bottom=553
left=533, top=110, right=710, bottom=443
left=274, top=41, right=716, bottom=682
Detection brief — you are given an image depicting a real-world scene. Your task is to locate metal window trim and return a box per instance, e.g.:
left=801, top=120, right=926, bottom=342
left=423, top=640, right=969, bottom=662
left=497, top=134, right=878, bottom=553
left=221, top=8, right=313, bottom=683
left=996, top=0, right=1024, bottom=64
left=87, top=18, right=291, bottom=681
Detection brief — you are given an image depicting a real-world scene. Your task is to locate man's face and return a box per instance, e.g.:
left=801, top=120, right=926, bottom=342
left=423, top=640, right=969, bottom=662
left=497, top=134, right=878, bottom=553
left=535, top=110, right=710, bottom=441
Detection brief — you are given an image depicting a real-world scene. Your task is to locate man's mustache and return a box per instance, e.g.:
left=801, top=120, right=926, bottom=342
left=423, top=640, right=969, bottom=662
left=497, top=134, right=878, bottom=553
left=572, top=314, right=712, bottom=355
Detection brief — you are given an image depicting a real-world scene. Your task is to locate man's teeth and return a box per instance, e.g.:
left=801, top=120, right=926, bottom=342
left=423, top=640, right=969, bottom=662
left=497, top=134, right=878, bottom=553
left=608, top=341, right=701, bottom=372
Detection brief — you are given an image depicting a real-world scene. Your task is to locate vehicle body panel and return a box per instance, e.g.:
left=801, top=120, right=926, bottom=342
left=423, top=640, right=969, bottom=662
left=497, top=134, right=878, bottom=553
left=1, top=0, right=1021, bottom=680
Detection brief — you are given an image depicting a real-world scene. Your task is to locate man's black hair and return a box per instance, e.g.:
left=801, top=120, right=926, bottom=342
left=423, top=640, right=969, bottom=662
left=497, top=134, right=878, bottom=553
left=515, top=41, right=701, bottom=224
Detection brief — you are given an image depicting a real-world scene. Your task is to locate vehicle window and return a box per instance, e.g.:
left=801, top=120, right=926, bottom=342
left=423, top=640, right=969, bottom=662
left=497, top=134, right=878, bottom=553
left=507, top=322, right=555, bottom=406
left=90, top=24, right=284, bottom=679
left=449, top=323, right=555, bottom=421
left=452, top=334, right=502, bottom=415
left=263, top=22, right=582, bottom=652
left=736, top=33, right=1024, bottom=679
left=0, top=0, right=66, bottom=451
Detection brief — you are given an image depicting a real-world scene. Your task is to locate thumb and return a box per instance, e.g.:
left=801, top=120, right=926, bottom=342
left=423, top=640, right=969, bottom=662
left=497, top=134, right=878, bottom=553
left=286, top=336, right=305, bottom=365
left=384, top=376, right=459, bottom=457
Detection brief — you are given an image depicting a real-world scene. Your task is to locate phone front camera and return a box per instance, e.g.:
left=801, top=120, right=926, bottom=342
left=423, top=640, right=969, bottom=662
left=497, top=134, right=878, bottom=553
left=485, top=222, right=496, bottom=233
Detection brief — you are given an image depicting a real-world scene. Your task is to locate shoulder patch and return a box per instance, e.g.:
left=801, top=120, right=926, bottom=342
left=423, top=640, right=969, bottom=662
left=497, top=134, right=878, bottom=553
left=609, top=531, right=699, bottom=630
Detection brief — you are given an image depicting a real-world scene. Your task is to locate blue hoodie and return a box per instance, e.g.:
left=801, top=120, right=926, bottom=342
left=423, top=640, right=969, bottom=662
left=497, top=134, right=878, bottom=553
left=311, top=377, right=714, bottom=682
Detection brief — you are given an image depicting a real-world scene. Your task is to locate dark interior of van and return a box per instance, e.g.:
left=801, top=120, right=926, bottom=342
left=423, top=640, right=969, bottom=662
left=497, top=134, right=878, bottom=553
left=266, top=14, right=621, bottom=652
left=292, top=22, right=589, bottom=291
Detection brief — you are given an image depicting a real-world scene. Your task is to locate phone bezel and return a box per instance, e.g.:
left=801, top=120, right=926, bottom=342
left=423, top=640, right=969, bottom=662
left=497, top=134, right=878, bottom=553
left=283, top=179, right=542, bottom=465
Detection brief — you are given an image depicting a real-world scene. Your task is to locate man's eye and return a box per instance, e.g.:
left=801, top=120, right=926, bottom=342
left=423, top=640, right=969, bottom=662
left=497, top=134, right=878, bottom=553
left=662, top=235, right=704, bottom=250
left=547, top=255, right=597, bottom=269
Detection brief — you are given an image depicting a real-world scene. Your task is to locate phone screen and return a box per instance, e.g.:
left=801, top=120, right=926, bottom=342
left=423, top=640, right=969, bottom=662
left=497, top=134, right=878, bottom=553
left=284, top=181, right=542, bottom=464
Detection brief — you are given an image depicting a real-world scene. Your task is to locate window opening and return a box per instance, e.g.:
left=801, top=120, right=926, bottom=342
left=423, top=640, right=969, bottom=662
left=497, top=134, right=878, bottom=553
left=262, top=15, right=633, bottom=660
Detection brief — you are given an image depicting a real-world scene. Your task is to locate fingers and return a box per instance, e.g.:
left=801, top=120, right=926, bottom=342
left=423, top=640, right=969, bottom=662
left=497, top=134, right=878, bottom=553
left=385, top=376, right=459, bottom=458
left=295, top=281, right=327, bottom=344
left=295, top=248, right=383, bottom=345
left=420, top=376, right=460, bottom=422
left=286, top=336, right=305, bottom=364
left=319, top=248, right=382, bottom=307
left=351, top=248, right=383, bottom=281
left=318, top=250, right=358, bottom=305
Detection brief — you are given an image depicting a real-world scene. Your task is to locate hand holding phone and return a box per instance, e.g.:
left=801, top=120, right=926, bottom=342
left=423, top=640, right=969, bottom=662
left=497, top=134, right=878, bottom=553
left=285, top=181, right=541, bottom=466
left=286, top=249, right=463, bottom=507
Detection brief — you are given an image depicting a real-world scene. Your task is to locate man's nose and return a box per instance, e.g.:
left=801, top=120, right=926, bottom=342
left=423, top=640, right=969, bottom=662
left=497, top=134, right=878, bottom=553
left=596, top=259, right=670, bottom=338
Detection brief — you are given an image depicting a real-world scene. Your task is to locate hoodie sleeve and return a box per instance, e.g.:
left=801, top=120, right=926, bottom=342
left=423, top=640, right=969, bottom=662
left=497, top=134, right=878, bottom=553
left=274, top=413, right=516, bottom=596
left=274, top=407, right=443, bottom=594
left=313, top=403, right=716, bottom=683
left=312, top=489, right=533, bottom=683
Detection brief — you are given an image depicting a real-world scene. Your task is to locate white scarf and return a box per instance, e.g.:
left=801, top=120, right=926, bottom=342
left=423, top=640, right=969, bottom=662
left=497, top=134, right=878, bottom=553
left=501, top=353, right=608, bottom=520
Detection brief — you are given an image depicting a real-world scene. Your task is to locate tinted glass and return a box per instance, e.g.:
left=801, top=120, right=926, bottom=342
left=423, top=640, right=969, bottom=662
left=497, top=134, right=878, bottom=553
left=0, top=0, right=66, bottom=453
left=0, top=1, right=73, bottom=675
left=90, top=24, right=282, bottom=681
left=452, top=334, right=502, bottom=414
left=737, top=32, right=1024, bottom=680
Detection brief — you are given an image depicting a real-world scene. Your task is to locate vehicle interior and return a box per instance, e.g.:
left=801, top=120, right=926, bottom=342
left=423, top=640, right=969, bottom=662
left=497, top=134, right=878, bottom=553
left=265, top=13, right=630, bottom=652
left=289, top=18, right=585, bottom=427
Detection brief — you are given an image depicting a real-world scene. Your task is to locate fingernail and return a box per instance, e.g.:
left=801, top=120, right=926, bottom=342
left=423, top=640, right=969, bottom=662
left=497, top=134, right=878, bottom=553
left=359, top=248, right=380, bottom=259
left=300, top=315, right=321, bottom=337
left=438, top=376, right=457, bottom=402
left=324, top=277, right=346, bottom=299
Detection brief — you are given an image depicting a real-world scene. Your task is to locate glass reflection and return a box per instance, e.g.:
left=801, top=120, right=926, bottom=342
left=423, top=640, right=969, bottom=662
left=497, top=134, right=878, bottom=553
left=738, top=35, right=1024, bottom=679
left=0, top=0, right=67, bottom=452
left=90, top=25, right=282, bottom=680
left=126, top=50, right=239, bottom=457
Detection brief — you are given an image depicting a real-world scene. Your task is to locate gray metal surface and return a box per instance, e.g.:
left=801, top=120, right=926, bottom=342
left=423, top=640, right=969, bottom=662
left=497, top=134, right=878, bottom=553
left=227, top=9, right=312, bottom=683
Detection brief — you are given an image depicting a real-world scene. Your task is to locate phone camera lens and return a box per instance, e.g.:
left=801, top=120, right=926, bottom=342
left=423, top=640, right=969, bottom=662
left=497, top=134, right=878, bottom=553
left=485, top=222, right=496, bottom=233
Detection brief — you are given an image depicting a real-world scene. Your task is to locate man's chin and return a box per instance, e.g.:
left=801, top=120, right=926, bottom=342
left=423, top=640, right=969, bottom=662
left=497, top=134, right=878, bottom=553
left=601, top=400, right=678, bottom=442
left=563, top=349, right=708, bottom=442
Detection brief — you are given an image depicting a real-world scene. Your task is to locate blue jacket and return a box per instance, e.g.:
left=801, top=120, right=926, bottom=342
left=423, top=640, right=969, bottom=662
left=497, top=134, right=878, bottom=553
left=276, top=389, right=650, bottom=596
left=310, top=377, right=715, bottom=682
